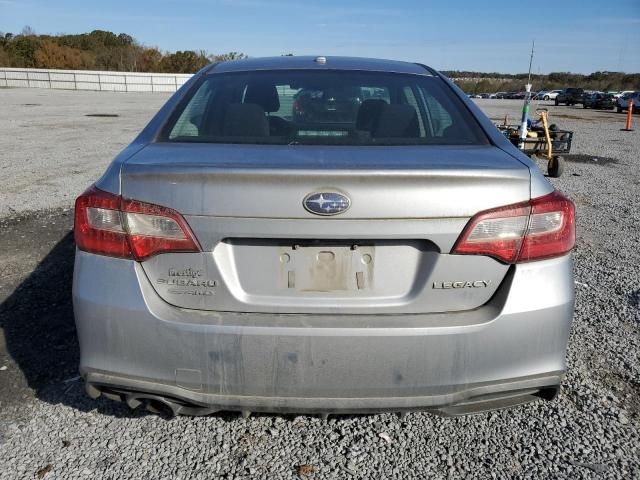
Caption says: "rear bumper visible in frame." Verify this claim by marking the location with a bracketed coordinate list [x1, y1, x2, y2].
[85, 370, 562, 416]
[73, 251, 574, 415]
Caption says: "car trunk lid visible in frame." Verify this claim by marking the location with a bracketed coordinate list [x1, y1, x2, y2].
[122, 143, 530, 314]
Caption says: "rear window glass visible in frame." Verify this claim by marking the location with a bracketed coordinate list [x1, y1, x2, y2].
[162, 70, 488, 146]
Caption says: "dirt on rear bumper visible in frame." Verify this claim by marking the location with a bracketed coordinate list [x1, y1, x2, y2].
[84, 371, 562, 417]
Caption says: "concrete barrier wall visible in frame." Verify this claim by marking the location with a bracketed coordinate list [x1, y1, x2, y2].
[0, 68, 193, 93]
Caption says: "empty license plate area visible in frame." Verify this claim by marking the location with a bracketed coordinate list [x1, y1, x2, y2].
[226, 239, 439, 300]
[280, 243, 375, 292]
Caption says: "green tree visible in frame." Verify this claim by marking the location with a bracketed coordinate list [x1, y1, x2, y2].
[137, 47, 163, 72]
[159, 50, 209, 73]
[475, 79, 493, 94]
[210, 51, 247, 62]
[5, 35, 41, 67]
[0, 44, 9, 66]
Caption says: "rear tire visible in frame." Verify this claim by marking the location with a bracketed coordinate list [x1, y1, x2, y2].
[617, 106, 623, 113]
[554, 98, 559, 106]
[544, 95, 549, 100]
[548, 156, 564, 178]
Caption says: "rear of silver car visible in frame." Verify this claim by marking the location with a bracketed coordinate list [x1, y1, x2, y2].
[72, 57, 575, 416]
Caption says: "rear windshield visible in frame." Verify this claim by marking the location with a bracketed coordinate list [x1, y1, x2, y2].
[160, 70, 488, 146]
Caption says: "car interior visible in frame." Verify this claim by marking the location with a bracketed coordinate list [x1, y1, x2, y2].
[167, 73, 484, 145]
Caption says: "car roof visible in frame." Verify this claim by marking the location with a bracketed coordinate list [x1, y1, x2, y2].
[207, 56, 434, 75]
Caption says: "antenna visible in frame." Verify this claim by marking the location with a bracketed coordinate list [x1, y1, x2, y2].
[518, 40, 536, 150]
[527, 40, 535, 86]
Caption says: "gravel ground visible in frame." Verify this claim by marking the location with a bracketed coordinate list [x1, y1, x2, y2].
[0, 90, 639, 479]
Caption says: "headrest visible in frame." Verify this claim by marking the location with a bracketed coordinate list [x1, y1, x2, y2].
[372, 104, 420, 138]
[244, 83, 280, 113]
[356, 99, 387, 131]
[222, 104, 269, 137]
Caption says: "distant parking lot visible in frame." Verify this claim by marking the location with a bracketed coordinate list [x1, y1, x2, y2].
[0, 88, 638, 479]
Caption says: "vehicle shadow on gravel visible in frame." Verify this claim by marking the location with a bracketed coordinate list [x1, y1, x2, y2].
[0, 227, 392, 422]
[0, 220, 278, 421]
[0, 223, 145, 418]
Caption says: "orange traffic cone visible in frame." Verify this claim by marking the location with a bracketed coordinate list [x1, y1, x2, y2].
[622, 97, 634, 131]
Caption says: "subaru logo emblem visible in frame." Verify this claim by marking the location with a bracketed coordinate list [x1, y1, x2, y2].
[303, 191, 351, 216]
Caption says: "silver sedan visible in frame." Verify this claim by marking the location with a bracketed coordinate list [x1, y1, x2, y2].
[73, 56, 575, 417]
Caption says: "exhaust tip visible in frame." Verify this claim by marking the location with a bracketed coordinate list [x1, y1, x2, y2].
[85, 382, 101, 399]
[144, 398, 178, 419]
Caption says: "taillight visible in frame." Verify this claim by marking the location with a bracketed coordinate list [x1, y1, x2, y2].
[452, 190, 575, 264]
[74, 187, 131, 258]
[74, 186, 201, 261]
[519, 191, 576, 262]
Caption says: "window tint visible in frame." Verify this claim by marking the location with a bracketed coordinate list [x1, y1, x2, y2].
[164, 70, 488, 146]
[420, 88, 453, 136]
[170, 80, 216, 138]
[402, 86, 426, 136]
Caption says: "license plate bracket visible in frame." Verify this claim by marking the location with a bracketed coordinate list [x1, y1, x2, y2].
[279, 244, 374, 292]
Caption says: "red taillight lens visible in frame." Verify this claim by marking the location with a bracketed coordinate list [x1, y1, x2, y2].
[452, 190, 575, 264]
[121, 198, 201, 260]
[74, 186, 201, 261]
[74, 186, 132, 258]
[519, 191, 576, 262]
[451, 201, 530, 263]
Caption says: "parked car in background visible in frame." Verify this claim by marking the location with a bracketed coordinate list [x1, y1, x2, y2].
[494, 91, 508, 99]
[543, 90, 563, 100]
[532, 91, 547, 100]
[72, 55, 576, 417]
[612, 90, 634, 99]
[582, 92, 615, 110]
[616, 91, 640, 113]
[555, 88, 584, 106]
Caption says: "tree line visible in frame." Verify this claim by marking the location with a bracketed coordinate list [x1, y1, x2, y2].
[1, 27, 638, 91]
[445, 71, 640, 94]
[0, 27, 246, 73]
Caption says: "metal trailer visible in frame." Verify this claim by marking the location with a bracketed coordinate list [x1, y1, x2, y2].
[497, 111, 573, 178]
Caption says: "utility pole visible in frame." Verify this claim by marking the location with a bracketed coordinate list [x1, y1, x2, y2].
[518, 41, 535, 149]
